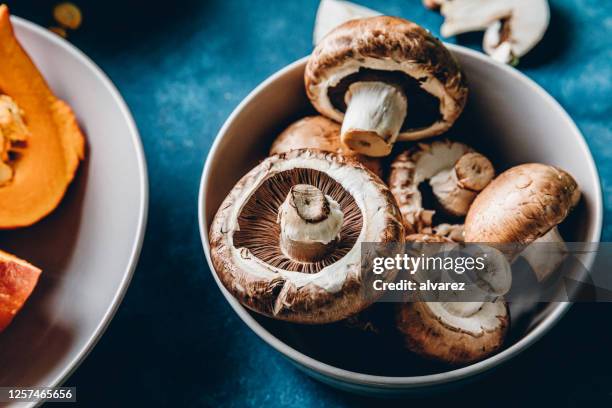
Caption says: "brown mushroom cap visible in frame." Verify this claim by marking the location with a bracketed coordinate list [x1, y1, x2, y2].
[396, 300, 509, 364]
[305, 16, 468, 142]
[464, 163, 580, 243]
[270, 116, 382, 176]
[209, 149, 404, 324]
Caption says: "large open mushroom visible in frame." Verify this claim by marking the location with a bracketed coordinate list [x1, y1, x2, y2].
[305, 16, 468, 157]
[465, 163, 580, 281]
[389, 140, 494, 234]
[270, 116, 381, 177]
[209, 149, 404, 324]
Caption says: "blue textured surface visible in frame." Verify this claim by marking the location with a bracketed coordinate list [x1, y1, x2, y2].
[5, 0, 612, 406]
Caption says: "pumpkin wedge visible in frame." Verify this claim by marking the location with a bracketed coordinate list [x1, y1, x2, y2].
[0, 5, 85, 228]
[0, 249, 41, 332]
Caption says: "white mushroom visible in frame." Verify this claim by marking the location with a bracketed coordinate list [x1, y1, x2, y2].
[313, 0, 379, 45]
[435, 0, 550, 64]
[389, 140, 494, 234]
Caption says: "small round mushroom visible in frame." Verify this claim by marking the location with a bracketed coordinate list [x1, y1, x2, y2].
[396, 300, 509, 364]
[270, 116, 382, 176]
[389, 140, 494, 234]
[209, 149, 404, 324]
[305, 16, 468, 157]
[465, 163, 580, 281]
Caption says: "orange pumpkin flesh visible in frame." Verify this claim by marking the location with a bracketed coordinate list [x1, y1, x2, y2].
[0, 250, 41, 332]
[0, 5, 85, 228]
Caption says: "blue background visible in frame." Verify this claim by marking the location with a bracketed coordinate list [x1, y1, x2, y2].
[5, 0, 612, 406]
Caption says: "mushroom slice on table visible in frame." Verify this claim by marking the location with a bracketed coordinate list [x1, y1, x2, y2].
[435, 0, 550, 64]
[270, 116, 382, 177]
[305, 16, 468, 157]
[209, 149, 404, 324]
[465, 163, 580, 281]
[389, 140, 494, 234]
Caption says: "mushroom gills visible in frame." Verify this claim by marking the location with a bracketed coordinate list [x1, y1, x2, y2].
[233, 168, 363, 274]
[278, 184, 344, 262]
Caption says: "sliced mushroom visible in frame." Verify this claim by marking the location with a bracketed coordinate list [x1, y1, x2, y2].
[396, 300, 509, 364]
[270, 116, 382, 176]
[465, 163, 580, 280]
[305, 16, 468, 157]
[313, 0, 380, 45]
[389, 140, 494, 234]
[436, 0, 550, 64]
[209, 149, 404, 324]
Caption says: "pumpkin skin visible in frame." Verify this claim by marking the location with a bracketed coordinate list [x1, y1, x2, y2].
[0, 5, 85, 228]
[0, 250, 41, 332]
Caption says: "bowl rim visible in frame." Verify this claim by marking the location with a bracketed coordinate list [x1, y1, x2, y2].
[11, 16, 149, 395]
[198, 45, 603, 388]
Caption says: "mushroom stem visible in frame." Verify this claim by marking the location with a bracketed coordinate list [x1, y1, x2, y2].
[519, 227, 567, 282]
[278, 184, 344, 262]
[341, 81, 408, 157]
[430, 152, 495, 216]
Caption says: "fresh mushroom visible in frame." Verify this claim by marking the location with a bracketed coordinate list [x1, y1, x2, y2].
[209, 149, 404, 324]
[389, 140, 494, 234]
[270, 116, 382, 177]
[434, 0, 550, 64]
[396, 300, 509, 364]
[397, 234, 511, 364]
[313, 0, 379, 45]
[465, 163, 580, 281]
[305, 16, 468, 157]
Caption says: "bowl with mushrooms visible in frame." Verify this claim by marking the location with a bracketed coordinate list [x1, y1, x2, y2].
[199, 16, 602, 394]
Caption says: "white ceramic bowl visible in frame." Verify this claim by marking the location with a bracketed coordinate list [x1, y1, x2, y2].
[198, 47, 602, 393]
[0, 17, 148, 403]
